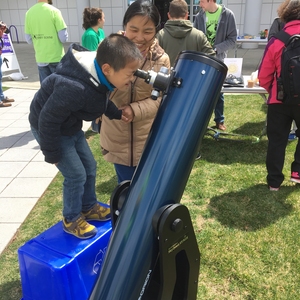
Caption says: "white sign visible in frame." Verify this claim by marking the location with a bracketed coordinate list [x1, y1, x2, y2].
[1, 33, 22, 74]
[224, 58, 243, 78]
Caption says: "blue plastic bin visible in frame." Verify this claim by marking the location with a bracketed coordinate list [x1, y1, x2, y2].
[18, 219, 112, 300]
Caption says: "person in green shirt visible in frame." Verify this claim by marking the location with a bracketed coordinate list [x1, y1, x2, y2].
[25, 0, 68, 84]
[194, 0, 237, 131]
[82, 7, 106, 133]
[82, 7, 105, 51]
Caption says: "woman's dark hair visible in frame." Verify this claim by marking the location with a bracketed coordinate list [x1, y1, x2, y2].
[96, 34, 142, 71]
[82, 7, 103, 29]
[278, 0, 300, 24]
[123, 0, 161, 33]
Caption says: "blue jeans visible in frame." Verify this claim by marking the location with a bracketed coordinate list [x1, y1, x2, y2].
[114, 164, 136, 184]
[0, 55, 4, 101]
[214, 93, 225, 124]
[31, 127, 98, 221]
[38, 63, 59, 84]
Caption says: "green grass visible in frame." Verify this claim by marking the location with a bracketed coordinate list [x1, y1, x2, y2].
[1, 94, 300, 299]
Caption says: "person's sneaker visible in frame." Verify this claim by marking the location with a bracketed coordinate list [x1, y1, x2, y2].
[82, 203, 111, 221]
[2, 96, 14, 103]
[216, 122, 226, 131]
[63, 216, 97, 239]
[288, 132, 297, 142]
[269, 186, 279, 191]
[291, 171, 300, 183]
[195, 153, 201, 160]
[0, 101, 11, 107]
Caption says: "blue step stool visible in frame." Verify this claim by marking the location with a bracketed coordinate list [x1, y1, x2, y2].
[18, 219, 112, 300]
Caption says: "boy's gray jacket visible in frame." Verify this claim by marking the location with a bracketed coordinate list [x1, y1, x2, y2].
[29, 43, 121, 164]
[193, 5, 237, 60]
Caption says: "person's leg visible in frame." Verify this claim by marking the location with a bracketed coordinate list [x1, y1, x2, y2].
[30, 126, 40, 144]
[91, 119, 101, 133]
[114, 164, 136, 184]
[38, 63, 58, 84]
[38, 66, 51, 84]
[214, 93, 225, 130]
[31, 128, 97, 238]
[290, 106, 300, 182]
[71, 130, 98, 211]
[64, 130, 110, 222]
[56, 131, 94, 221]
[266, 104, 291, 188]
[0, 55, 11, 107]
[47, 63, 59, 74]
[288, 120, 297, 141]
[0, 55, 3, 100]
[32, 128, 98, 215]
[32, 128, 87, 217]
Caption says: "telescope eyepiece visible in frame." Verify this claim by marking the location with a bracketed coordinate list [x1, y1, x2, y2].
[134, 69, 148, 80]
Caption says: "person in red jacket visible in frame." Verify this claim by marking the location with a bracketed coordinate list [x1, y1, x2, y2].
[258, 0, 300, 191]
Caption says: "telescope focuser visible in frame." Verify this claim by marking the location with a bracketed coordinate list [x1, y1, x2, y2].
[134, 67, 182, 100]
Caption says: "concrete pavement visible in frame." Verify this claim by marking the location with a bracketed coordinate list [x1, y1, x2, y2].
[0, 42, 265, 254]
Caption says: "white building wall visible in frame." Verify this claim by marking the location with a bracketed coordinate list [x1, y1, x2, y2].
[226, 0, 283, 36]
[0, 0, 283, 43]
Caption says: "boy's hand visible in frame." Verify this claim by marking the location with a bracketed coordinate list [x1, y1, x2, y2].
[121, 114, 129, 122]
[121, 105, 134, 123]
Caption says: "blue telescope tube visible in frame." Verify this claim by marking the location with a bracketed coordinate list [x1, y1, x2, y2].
[89, 51, 227, 299]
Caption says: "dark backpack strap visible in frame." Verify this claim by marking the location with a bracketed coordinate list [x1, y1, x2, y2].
[275, 30, 291, 46]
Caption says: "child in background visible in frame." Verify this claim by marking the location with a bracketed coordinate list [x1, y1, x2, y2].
[29, 34, 142, 239]
[82, 7, 105, 51]
[82, 7, 106, 132]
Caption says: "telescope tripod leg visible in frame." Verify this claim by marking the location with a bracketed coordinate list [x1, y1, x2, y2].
[146, 204, 200, 300]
